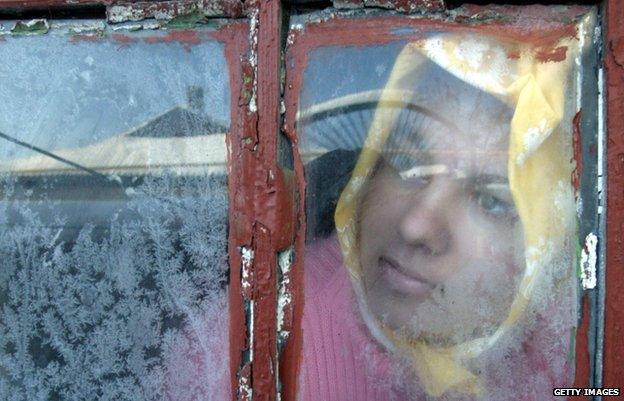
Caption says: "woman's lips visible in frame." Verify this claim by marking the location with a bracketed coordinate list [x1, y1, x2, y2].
[378, 256, 434, 298]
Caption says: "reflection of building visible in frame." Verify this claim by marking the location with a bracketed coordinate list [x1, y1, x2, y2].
[0, 87, 229, 237]
[0, 87, 228, 177]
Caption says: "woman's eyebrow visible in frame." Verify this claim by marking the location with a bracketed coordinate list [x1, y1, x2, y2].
[398, 164, 448, 179]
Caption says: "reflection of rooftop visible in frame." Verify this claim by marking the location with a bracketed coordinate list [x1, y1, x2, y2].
[0, 98, 228, 177]
[127, 103, 227, 139]
[0, 89, 228, 240]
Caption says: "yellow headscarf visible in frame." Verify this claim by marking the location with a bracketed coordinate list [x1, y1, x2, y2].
[334, 28, 586, 397]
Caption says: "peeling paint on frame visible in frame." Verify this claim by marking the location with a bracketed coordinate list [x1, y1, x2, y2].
[10, 18, 49, 35]
[277, 247, 293, 344]
[276, 247, 293, 401]
[247, 6, 259, 114]
[106, 0, 244, 24]
[581, 233, 598, 290]
[241, 246, 255, 294]
[0, 16, 239, 44]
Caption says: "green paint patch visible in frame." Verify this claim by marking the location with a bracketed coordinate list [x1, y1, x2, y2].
[568, 326, 577, 362]
[576, 238, 583, 278]
[165, 11, 207, 29]
[11, 20, 49, 36]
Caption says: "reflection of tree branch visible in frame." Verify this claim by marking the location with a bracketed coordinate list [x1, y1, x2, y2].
[0, 130, 113, 182]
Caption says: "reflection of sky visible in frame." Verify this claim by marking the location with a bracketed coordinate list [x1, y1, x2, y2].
[299, 43, 404, 152]
[0, 26, 230, 161]
[300, 42, 404, 108]
[298, 41, 513, 155]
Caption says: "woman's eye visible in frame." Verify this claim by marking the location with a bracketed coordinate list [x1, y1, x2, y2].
[473, 190, 515, 218]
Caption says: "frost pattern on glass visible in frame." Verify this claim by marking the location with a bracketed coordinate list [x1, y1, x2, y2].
[0, 174, 229, 401]
[0, 22, 231, 401]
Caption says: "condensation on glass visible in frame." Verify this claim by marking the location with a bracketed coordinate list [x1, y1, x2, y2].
[0, 22, 231, 401]
[294, 10, 598, 401]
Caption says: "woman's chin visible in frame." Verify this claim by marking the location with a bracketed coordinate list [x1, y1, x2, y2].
[367, 297, 500, 347]
[365, 288, 426, 329]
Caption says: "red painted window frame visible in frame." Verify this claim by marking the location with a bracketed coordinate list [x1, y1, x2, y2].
[604, 0, 624, 392]
[0, 1, 621, 400]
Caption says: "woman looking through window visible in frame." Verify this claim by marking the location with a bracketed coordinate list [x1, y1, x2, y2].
[299, 33, 581, 401]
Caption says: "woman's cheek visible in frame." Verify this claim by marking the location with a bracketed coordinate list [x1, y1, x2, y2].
[453, 216, 524, 307]
[360, 180, 403, 245]
[484, 222, 525, 280]
[358, 182, 405, 289]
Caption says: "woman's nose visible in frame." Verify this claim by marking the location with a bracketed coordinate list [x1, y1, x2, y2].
[398, 178, 454, 256]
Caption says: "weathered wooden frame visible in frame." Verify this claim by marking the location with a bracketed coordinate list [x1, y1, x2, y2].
[0, 0, 620, 400]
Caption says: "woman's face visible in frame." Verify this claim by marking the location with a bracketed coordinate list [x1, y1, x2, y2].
[358, 100, 525, 346]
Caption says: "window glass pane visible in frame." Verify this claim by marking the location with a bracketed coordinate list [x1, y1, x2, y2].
[0, 22, 231, 400]
[294, 10, 597, 400]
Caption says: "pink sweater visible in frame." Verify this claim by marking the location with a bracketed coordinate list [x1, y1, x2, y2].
[298, 236, 417, 401]
[166, 235, 574, 400]
[297, 235, 575, 401]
